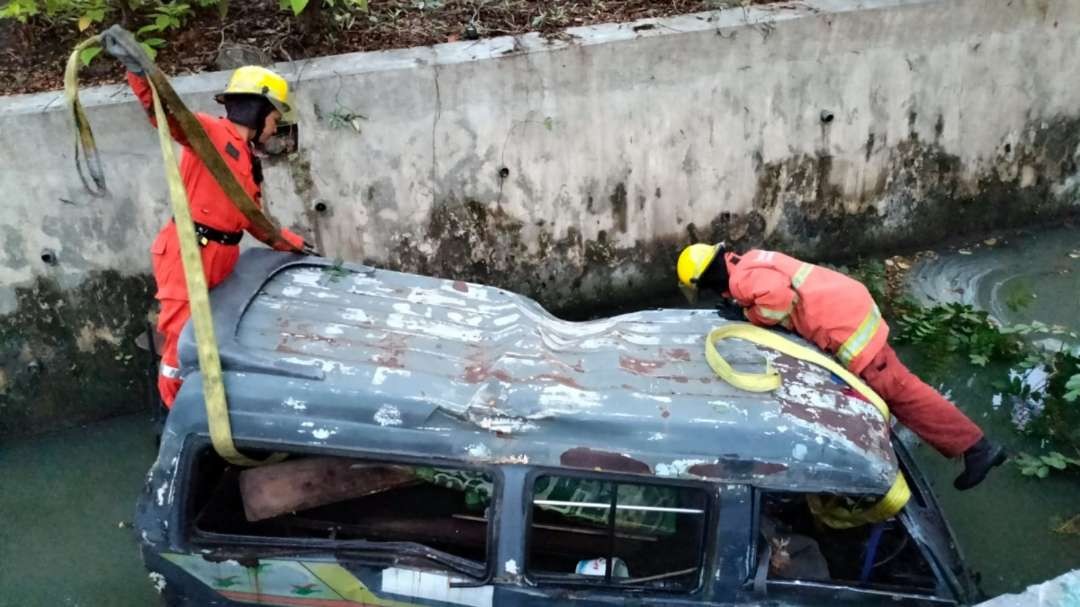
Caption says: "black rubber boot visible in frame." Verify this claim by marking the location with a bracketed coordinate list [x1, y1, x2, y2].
[953, 438, 1007, 491]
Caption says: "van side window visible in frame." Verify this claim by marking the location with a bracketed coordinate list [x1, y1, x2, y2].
[758, 492, 938, 594]
[525, 474, 709, 592]
[187, 449, 493, 569]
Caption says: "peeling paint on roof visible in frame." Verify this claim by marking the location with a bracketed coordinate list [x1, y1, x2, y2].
[283, 397, 307, 411]
[176, 252, 899, 495]
[374, 404, 402, 427]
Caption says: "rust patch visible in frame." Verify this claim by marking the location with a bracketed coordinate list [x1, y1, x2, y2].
[560, 447, 650, 474]
[662, 348, 691, 361]
[752, 462, 789, 476]
[539, 355, 586, 374]
[274, 337, 305, 355]
[659, 406, 670, 419]
[619, 355, 666, 375]
[649, 374, 700, 384]
[777, 400, 876, 452]
[452, 280, 469, 293]
[687, 463, 725, 477]
[463, 364, 486, 383]
[372, 334, 407, 369]
[464, 363, 580, 388]
[288, 330, 337, 346]
[534, 373, 583, 389]
[688, 460, 788, 478]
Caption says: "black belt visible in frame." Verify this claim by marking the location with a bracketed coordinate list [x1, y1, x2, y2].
[173, 219, 243, 246]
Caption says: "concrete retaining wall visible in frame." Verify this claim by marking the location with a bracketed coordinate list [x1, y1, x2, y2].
[2, 0, 1080, 436]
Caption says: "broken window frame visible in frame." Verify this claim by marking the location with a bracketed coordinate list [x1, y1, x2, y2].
[176, 437, 499, 582]
[522, 467, 714, 594]
[749, 485, 955, 603]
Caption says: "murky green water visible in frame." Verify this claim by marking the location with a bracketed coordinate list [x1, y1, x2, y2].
[904, 226, 1080, 598]
[1, 228, 1077, 605]
[0, 414, 159, 606]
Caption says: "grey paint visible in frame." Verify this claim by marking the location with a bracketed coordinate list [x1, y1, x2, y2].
[173, 249, 896, 494]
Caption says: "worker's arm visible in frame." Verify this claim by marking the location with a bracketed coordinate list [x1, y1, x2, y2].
[728, 267, 797, 327]
[243, 192, 312, 254]
[126, 72, 192, 147]
[256, 225, 309, 253]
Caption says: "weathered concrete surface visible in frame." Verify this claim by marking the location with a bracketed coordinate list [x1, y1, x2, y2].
[2, 0, 1080, 435]
[977, 569, 1080, 606]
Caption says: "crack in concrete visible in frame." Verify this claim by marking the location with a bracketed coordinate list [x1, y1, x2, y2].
[431, 61, 442, 204]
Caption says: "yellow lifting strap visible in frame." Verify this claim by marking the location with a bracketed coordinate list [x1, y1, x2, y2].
[704, 323, 910, 528]
[65, 33, 286, 466]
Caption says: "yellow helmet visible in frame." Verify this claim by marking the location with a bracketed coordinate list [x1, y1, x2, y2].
[215, 66, 296, 123]
[677, 243, 722, 303]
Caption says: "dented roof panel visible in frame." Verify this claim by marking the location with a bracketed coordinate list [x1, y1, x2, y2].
[176, 250, 897, 494]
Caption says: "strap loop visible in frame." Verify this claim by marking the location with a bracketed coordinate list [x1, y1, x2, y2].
[65, 29, 288, 466]
[705, 323, 909, 528]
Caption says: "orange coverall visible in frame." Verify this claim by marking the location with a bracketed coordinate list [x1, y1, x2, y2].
[127, 73, 305, 407]
[724, 249, 983, 457]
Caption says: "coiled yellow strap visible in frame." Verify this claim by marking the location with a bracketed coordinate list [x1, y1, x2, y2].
[705, 323, 909, 528]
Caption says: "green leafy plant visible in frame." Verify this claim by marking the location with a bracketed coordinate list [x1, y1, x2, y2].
[896, 303, 1024, 367]
[2, 0, 226, 64]
[1, 0, 110, 27]
[280, 0, 366, 16]
[1015, 451, 1080, 478]
[326, 107, 366, 132]
[1065, 373, 1080, 402]
[130, 1, 193, 58]
[79, 44, 103, 65]
[0, 0, 39, 22]
[76, 0, 107, 29]
[322, 257, 348, 283]
[530, 4, 567, 29]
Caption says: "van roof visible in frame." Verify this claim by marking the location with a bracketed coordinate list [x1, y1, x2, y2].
[175, 250, 897, 494]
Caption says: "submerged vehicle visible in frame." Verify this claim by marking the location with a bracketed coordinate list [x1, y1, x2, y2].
[136, 250, 978, 606]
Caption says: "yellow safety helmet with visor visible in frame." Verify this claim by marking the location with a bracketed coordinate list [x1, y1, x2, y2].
[215, 65, 297, 124]
[677, 243, 723, 303]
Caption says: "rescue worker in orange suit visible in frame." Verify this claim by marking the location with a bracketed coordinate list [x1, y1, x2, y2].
[103, 29, 316, 408]
[677, 243, 1006, 490]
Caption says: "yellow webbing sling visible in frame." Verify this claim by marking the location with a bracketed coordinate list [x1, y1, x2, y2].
[705, 323, 910, 528]
[66, 31, 289, 466]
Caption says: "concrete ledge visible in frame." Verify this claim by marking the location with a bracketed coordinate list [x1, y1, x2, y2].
[2, 0, 1080, 434]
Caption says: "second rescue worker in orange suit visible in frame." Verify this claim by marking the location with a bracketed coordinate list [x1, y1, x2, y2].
[677, 243, 1007, 491]
[103, 27, 315, 408]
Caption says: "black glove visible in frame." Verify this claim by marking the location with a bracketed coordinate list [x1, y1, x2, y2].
[301, 240, 321, 256]
[100, 24, 145, 75]
[715, 298, 744, 321]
